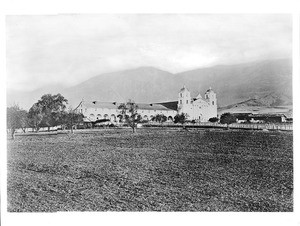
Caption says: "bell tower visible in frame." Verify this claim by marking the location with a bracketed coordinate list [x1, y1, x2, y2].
[178, 85, 192, 115]
[205, 87, 216, 106]
[204, 87, 217, 117]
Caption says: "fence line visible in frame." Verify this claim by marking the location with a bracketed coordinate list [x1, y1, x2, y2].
[13, 122, 292, 134]
[14, 126, 58, 133]
[146, 122, 293, 131]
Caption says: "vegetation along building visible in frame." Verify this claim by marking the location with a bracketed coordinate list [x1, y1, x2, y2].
[77, 86, 217, 123]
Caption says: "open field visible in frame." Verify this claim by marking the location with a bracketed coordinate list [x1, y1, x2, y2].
[7, 128, 293, 212]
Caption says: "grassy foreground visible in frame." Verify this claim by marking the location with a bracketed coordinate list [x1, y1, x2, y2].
[7, 128, 293, 212]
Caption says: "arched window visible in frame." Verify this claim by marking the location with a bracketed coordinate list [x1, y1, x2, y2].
[212, 101, 214, 105]
[111, 114, 116, 121]
[186, 100, 188, 104]
[90, 114, 95, 120]
[168, 116, 173, 121]
[180, 100, 182, 104]
[117, 114, 123, 122]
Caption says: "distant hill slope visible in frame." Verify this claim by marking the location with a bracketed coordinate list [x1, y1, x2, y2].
[221, 92, 292, 109]
[7, 58, 292, 110]
[218, 92, 293, 116]
[175, 58, 292, 107]
[62, 66, 181, 106]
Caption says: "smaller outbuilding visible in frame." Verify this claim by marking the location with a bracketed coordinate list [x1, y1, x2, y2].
[231, 113, 252, 123]
[249, 114, 287, 123]
[232, 113, 288, 124]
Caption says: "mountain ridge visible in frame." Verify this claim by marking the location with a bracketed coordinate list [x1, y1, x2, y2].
[7, 58, 292, 112]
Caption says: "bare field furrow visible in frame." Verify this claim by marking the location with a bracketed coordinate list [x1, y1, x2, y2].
[7, 128, 293, 212]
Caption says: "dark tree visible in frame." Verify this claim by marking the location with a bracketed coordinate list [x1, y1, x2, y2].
[7, 105, 28, 139]
[118, 100, 142, 133]
[220, 113, 237, 128]
[174, 113, 188, 129]
[36, 94, 68, 131]
[61, 109, 84, 133]
[152, 114, 167, 124]
[27, 103, 43, 132]
[209, 117, 219, 123]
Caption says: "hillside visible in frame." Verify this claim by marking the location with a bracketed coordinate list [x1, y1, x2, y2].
[221, 92, 292, 108]
[62, 66, 181, 106]
[175, 58, 292, 106]
[218, 92, 293, 115]
[7, 58, 292, 111]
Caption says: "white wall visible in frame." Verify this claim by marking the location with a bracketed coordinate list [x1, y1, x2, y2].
[80, 104, 177, 122]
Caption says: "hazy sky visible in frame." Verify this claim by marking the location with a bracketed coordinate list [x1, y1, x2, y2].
[6, 14, 292, 91]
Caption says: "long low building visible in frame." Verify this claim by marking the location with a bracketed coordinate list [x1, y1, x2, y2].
[77, 101, 178, 123]
[76, 86, 218, 123]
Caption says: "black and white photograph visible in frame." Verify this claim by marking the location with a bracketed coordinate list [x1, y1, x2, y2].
[1, 6, 299, 226]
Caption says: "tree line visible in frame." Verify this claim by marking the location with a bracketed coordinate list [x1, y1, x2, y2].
[7, 94, 83, 139]
[7, 94, 237, 138]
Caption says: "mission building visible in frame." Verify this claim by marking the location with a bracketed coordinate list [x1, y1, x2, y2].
[77, 86, 217, 123]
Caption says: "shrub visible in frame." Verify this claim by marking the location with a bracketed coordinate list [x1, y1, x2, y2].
[209, 117, 219, 123]
[220, 113, 236, 124]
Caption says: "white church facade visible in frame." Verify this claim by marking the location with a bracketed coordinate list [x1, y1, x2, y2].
[77, 86, 217, 123]
[177, 86, 217, 122]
